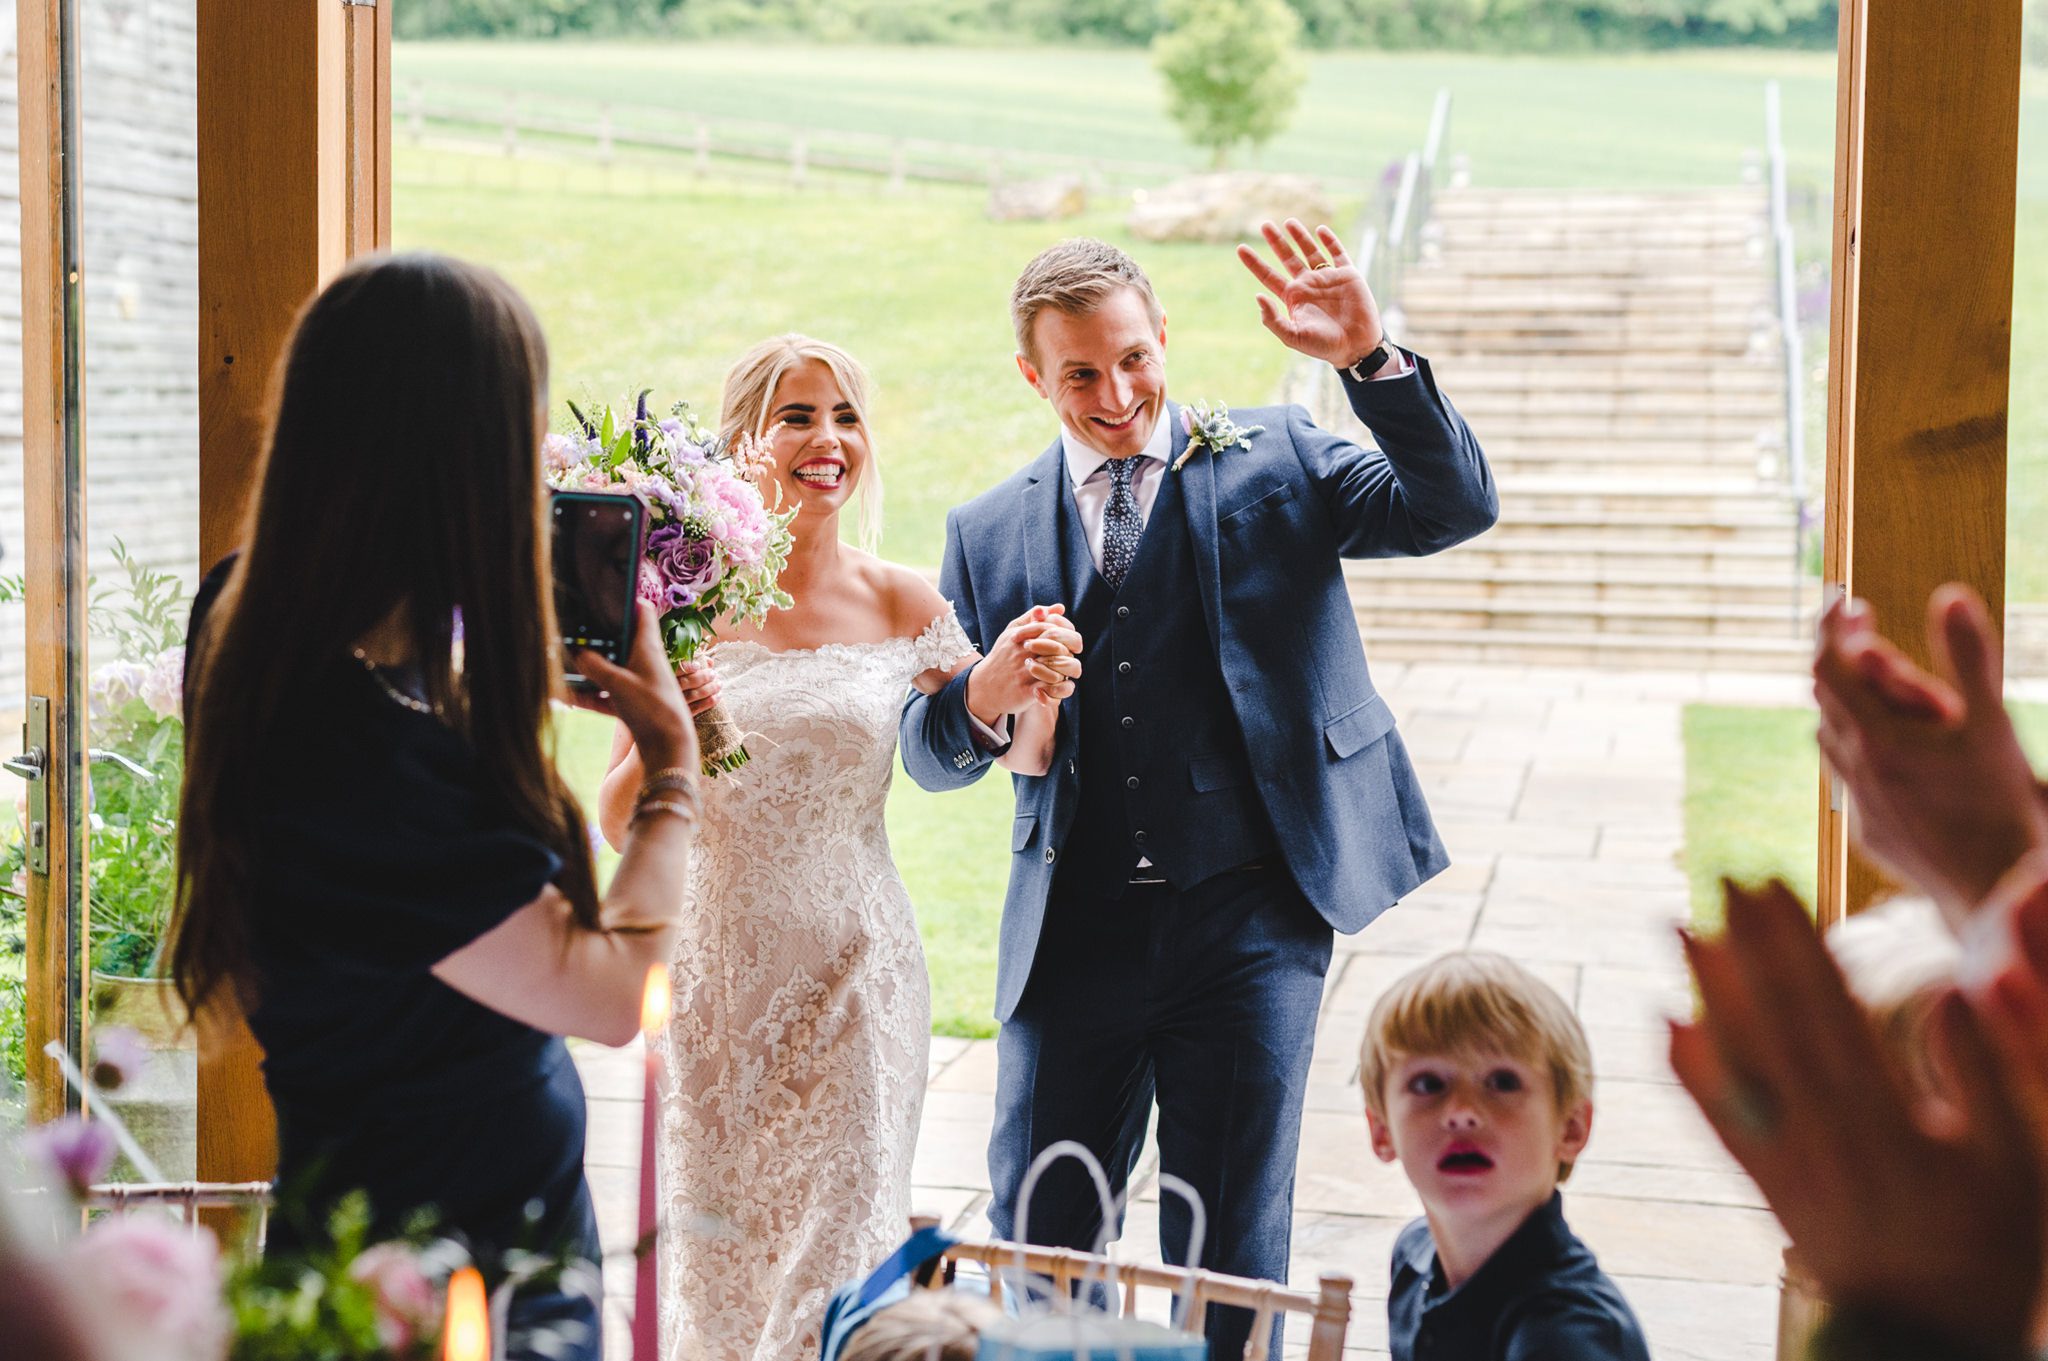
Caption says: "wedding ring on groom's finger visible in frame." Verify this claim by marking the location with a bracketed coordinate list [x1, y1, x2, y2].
[1307, 259, 1329, 270]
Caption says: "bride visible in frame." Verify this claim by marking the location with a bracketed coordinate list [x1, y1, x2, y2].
[598, 335, 1074, 1361]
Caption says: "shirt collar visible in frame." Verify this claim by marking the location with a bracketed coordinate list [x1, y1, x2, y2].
[1060, 406, 1173, 489]
[1405, 1192, 1573, 1308]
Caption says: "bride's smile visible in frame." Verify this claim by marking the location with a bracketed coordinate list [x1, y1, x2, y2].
[766, 358, 870, 516]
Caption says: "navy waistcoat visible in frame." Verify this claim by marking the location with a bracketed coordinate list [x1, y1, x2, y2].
[1058, 456, 1276, 896]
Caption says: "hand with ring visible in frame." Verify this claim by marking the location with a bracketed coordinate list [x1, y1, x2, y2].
[1235, 218, 1388, 367]
[1670, 878, 2045, 1357]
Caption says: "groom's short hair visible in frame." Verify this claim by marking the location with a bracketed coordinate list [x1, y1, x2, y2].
[1010, 238, 1163, 364]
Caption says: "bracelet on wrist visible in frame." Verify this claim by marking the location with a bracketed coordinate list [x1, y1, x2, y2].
[630, 796, 700, 829]
[637, 767, 699, 804]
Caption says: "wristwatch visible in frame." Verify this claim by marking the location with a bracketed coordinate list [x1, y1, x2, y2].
[1343, 335, 1401, 381]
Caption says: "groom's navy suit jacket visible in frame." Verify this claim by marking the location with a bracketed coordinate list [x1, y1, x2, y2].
[901, 356, 1496, 1021]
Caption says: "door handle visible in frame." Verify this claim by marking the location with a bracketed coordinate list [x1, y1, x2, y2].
[87, 748, 153, 781]
[3, 747, 43, 781]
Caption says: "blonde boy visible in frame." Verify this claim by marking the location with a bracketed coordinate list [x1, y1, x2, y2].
[1361, 952, 1649, 1361]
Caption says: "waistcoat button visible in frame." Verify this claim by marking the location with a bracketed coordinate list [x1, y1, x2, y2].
[1121, 716, 1134, 728]
[1116, 605, 1130, 619]
[1126, 776, 1140, 789]
[1118, 661, 1132, 675]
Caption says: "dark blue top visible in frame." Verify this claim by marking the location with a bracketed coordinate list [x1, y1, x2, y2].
[187, 565, 597, 1273]
[1388, 1193, 1651, 1361]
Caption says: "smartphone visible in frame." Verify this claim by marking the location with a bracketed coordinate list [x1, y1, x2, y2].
[551, 489, 646, 688]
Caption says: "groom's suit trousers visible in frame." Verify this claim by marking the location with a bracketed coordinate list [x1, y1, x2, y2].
[988, 861, 1332, 1361]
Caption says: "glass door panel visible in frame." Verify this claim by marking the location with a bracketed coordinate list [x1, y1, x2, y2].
[4, 1, 199, 1179]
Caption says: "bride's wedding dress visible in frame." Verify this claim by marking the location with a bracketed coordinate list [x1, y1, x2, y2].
[655, 607, 975, 1361]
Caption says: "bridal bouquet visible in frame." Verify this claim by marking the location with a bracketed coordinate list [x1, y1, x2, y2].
[545, 391, 795, 775]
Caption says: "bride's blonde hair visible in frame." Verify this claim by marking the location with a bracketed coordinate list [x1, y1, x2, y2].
[719, 334, 882, 552]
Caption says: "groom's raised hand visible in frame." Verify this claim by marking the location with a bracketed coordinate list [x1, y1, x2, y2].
[967, 604, 1083, 727]
[1236, 219, 1386, 368]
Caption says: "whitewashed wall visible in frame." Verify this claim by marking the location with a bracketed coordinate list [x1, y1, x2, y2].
[0, 0, 200, 703]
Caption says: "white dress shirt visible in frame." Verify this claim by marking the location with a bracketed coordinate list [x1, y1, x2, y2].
[1061, 409, 1175, 572]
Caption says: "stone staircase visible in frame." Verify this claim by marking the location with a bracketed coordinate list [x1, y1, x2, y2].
[1313, 183, 1818, 671]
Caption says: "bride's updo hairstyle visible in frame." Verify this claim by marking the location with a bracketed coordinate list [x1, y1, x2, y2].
[719, 334, 883, 552]
[172, 252, 601, 1016]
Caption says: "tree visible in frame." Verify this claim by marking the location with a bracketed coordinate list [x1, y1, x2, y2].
[1153, 0, 1305, 169]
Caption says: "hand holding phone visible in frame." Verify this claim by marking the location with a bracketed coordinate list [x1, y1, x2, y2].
[551, 490, 645, 688]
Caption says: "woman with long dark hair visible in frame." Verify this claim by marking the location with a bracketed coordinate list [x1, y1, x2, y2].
[171, 253, 697, 1360]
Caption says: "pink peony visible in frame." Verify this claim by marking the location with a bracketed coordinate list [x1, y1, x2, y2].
[636, 563, 668, 612]
[64, 1217, 228, 1361]
[88, 659, 151, 719]
[348, 1241, 440, 1354]
[140, 646, 184, 720]
[22, 1116, 116, 1196]
[91, 1026, 151, 1092]
[542, 432, 583, 473]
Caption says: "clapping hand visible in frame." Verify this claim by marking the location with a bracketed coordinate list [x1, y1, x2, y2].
[1236, 220, 1387, 367]
[1671, 878, 2046, 1358]
[1814, 586, 2048, 925]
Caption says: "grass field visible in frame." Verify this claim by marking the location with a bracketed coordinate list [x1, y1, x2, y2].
[1680, 702, 2048, 932]
[395, 41, 2048, 1029]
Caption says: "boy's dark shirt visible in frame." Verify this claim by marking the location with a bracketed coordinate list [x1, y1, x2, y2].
[1388, 1192, 1651, 1361]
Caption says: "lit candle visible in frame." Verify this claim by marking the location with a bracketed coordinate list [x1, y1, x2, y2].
[633, 964, 671, 1361]
[443, 1266, 488, 1361]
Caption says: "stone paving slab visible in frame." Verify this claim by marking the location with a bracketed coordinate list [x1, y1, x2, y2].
[576, 662, 1797, 1360]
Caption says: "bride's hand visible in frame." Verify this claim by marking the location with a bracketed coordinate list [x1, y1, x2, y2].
[570, 603, 698, 774]
[678, 659, 722, 717]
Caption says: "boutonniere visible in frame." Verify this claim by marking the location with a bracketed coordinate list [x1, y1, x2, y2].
[1171, 401, 1265, 472]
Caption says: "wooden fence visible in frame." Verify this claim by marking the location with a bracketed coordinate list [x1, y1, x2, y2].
[399, 82, 1195, 195]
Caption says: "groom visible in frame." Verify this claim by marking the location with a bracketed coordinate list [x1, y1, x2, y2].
[900, 223, 1495, 1353]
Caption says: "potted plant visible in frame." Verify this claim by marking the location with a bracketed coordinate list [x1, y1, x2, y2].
[0, 547, 193, 1164]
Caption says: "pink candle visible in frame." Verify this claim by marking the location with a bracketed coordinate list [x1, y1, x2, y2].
[634, 965, 671, 1361]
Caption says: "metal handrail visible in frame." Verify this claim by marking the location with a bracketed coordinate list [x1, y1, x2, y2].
[1765, 81, 1810, 628]
[1365, 88, 1452, 316]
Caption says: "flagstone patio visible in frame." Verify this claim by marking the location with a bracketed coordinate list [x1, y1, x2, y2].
[576, 661, 1813, 1360]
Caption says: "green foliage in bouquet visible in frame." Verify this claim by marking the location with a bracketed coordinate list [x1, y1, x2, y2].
[223, 1194, 426, 1361]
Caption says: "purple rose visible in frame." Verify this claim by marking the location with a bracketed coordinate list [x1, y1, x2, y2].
[658, 535, 724, 608]
[23, 1116, 116, 1196]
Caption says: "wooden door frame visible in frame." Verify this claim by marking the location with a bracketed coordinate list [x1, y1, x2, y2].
[15, 0, 87, 1124]
[1816, 0, 2024, 926]
[187, 0, 389, 1181]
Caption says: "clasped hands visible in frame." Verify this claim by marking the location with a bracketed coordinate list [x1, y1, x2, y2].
[966, 604, 1082, 728]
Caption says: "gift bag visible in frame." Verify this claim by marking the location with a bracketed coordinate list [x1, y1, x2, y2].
[975, 1141, 1208, 1361]
[820, 1223, 958, 1361]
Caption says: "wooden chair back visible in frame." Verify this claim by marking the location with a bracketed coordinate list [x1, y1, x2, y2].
[910, 1216, 1353, 1361]
[85, 1179, 272, 1248]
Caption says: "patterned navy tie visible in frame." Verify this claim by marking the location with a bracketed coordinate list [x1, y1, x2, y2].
[1100, 456, 1142, 590]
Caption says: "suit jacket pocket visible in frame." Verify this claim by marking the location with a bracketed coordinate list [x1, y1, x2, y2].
[1217, 482, 1295, 531]
[1189, 756, 1250, 791]
[1012, 814, 1039, 853]
[1324, 695, 1396, 760]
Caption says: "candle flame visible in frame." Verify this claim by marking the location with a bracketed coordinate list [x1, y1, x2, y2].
[640, 963, 671, 1035]
[443, 1266, 488, 1361]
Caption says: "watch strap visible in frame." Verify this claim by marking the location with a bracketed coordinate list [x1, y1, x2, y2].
[1344, 337, 1399, 381]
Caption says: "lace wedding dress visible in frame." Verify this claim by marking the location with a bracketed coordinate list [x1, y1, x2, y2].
[655, 607, 975, 1361]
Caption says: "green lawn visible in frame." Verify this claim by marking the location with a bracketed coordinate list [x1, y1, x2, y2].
[399, 40, 2048, 1029]
[396, 154, 1309, 571]
[395, 43, 1860, 191]
[1680, 702, 2048, 932]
